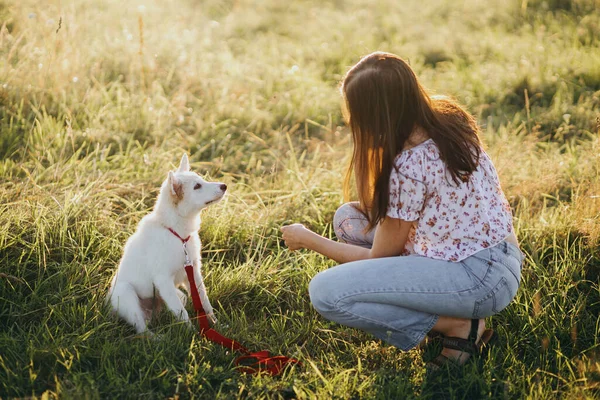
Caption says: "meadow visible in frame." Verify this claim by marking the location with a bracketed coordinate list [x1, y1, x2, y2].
[0, 0, 599, 398]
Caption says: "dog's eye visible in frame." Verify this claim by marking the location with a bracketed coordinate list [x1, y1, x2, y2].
[194, 183, 202, 190]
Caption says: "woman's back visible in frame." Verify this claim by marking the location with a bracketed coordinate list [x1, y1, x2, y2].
[389, 139, 513, 262]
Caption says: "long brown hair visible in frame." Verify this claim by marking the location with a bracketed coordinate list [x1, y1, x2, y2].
[341, 51, 481, 230]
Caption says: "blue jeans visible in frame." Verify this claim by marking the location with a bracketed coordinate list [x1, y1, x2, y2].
[308, 203, 525, 351]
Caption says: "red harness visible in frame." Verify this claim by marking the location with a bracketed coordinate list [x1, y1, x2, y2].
[167, 227, 301, 375]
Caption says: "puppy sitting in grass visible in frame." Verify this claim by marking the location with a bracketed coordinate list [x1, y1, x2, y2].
[107, 154, 225, 334]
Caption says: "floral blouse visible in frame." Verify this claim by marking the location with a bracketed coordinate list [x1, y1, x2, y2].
[387, 139, 513, 262]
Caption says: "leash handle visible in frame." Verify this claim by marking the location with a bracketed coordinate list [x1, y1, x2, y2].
[235, 351, 301, 375]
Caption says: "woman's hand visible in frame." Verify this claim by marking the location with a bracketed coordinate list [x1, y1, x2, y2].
[280, 222, 374, 263]
[280, 223, 312, 251]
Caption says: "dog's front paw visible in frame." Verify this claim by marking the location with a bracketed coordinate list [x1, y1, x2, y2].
[207, 312, 217, 325]
[176, 289, 188, 305]
[138, 330, 164, 341]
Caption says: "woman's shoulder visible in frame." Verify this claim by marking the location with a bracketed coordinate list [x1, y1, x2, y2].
[394, 139, 440, 170]
[391, 140, 438, 184]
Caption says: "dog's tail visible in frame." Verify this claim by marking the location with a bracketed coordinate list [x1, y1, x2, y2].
[108, 281, 147, 334]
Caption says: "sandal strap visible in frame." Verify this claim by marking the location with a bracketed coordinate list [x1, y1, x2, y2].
[441, 336, 478, 353]
[441, 319, 480, 353]
[468, 318, 479, 342]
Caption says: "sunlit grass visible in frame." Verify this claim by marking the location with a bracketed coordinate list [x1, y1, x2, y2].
[1, 0, 599, 398]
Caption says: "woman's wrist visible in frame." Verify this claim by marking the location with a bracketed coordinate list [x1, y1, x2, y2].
[300, 228, 319, 250]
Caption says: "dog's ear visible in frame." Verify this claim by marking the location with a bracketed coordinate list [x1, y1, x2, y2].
[168, 171, 184, 200]
[177, 153, 190, 173]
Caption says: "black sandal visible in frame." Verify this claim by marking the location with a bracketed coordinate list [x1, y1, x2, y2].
[427, 319, 496, 370]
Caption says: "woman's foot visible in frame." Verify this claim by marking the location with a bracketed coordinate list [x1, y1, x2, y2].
[427, 317, 495, 369]
[437, 318, 486, 364]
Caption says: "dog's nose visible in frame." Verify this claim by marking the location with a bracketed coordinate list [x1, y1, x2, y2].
[220, 184, 227, 191]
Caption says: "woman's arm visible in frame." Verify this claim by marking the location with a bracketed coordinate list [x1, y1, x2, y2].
[281, 216, 414, 263]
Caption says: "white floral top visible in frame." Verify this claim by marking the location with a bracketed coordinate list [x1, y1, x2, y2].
[387, 139, 513, 262]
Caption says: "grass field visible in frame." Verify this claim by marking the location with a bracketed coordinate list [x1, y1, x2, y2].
[1, 0, 599, 398]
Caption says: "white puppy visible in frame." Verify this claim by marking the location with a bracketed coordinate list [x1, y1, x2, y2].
[107, 153, 225, 334]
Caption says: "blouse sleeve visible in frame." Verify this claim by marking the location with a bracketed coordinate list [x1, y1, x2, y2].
[387, 151, 427, 221]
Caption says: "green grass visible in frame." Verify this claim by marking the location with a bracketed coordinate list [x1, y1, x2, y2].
[1, 0, 599, 398]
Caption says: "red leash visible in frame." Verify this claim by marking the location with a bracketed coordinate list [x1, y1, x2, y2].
[168, 228, 301, 375]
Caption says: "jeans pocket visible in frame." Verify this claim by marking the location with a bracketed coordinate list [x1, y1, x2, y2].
[461, 250, 493, 284]
[472, 277, 514, 318]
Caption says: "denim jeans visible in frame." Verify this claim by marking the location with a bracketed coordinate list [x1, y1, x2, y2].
[308, 203, 525, 351]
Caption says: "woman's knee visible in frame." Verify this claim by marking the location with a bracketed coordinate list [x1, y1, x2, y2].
[333, 202, 365, 242]
[333, 203, 354, 235]
[308, 270, 338, 315]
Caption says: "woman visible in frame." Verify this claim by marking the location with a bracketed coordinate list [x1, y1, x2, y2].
[280, 51, 524, 368]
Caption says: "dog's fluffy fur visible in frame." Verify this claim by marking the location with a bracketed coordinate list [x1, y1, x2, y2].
[107, 154, 224, 334]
